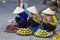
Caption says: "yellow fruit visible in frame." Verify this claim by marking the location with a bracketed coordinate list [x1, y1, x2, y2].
[37, 31, 39, 33]
[26, 31, 28, 32]
[53, 37, 57, 40]
[34, 32, 37, 34]
[28, 29, 31, 31]
[26, 29, 27, 30]
[20, 32, 22, 34]
[56, 32, 60, 35]
[58, 34, 60, 36]
[19, 30, 21, 32]
[41, 35, 44, 37]
[30, 31, 32, 33]
[40, 32, 42, 34]
[27, 28, 29, 29]
[41, 30, 43, 32]
[22, 31, 24, 33]
[44, 35, 47, 37]
[57, 37, 60, 40]
[58, 37, 60, 39]
[17, 29, 21, 33]
[43, 33, 46, 35]
[20, 28, 23, 29]
[34, 30, 49, 37]
[44, 30, 47, 32]
[34, 32, 39, 35]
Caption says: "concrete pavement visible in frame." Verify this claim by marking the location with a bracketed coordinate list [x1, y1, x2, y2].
[0, 0, 60, 40]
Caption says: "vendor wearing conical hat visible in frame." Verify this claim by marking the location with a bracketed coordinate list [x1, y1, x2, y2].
[27, 6, 40, 32]
[42, 7, 57, 32]
[13, 7, 28, 28]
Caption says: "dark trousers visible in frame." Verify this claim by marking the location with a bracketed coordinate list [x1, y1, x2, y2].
[43, 22, 56, 32]
[15, 17, 28, 28]
[27, 18, 39, 32]
[27, 18, 39, 27]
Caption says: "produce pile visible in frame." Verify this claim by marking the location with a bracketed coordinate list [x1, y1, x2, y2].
[16, 28, 32, 35]
[34, 30, 51, 37]
[53, 32, 60, 40]
[53, 36, 60, 40]
[56, 32, 60, 36]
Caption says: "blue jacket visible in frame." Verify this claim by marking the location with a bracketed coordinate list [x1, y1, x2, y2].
[19, 11, 28, 20]
[17, 11, 28, 26]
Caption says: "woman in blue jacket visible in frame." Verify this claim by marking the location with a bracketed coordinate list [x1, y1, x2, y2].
[13, 7, 28, 28]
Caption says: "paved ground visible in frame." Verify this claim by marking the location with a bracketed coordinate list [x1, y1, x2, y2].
[0, 0, 60, 40]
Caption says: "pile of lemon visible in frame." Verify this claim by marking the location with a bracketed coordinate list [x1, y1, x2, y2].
[53, 32, 60, 40]
[16, 28, 32, 35]
[34, 30, 49, 37]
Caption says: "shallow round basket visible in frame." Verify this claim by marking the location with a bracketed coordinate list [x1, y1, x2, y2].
[16, 28, 32, 36]
[4, 30, 16, 33]
[34, 34, 52, 38]
[17, 33, 32, 36]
